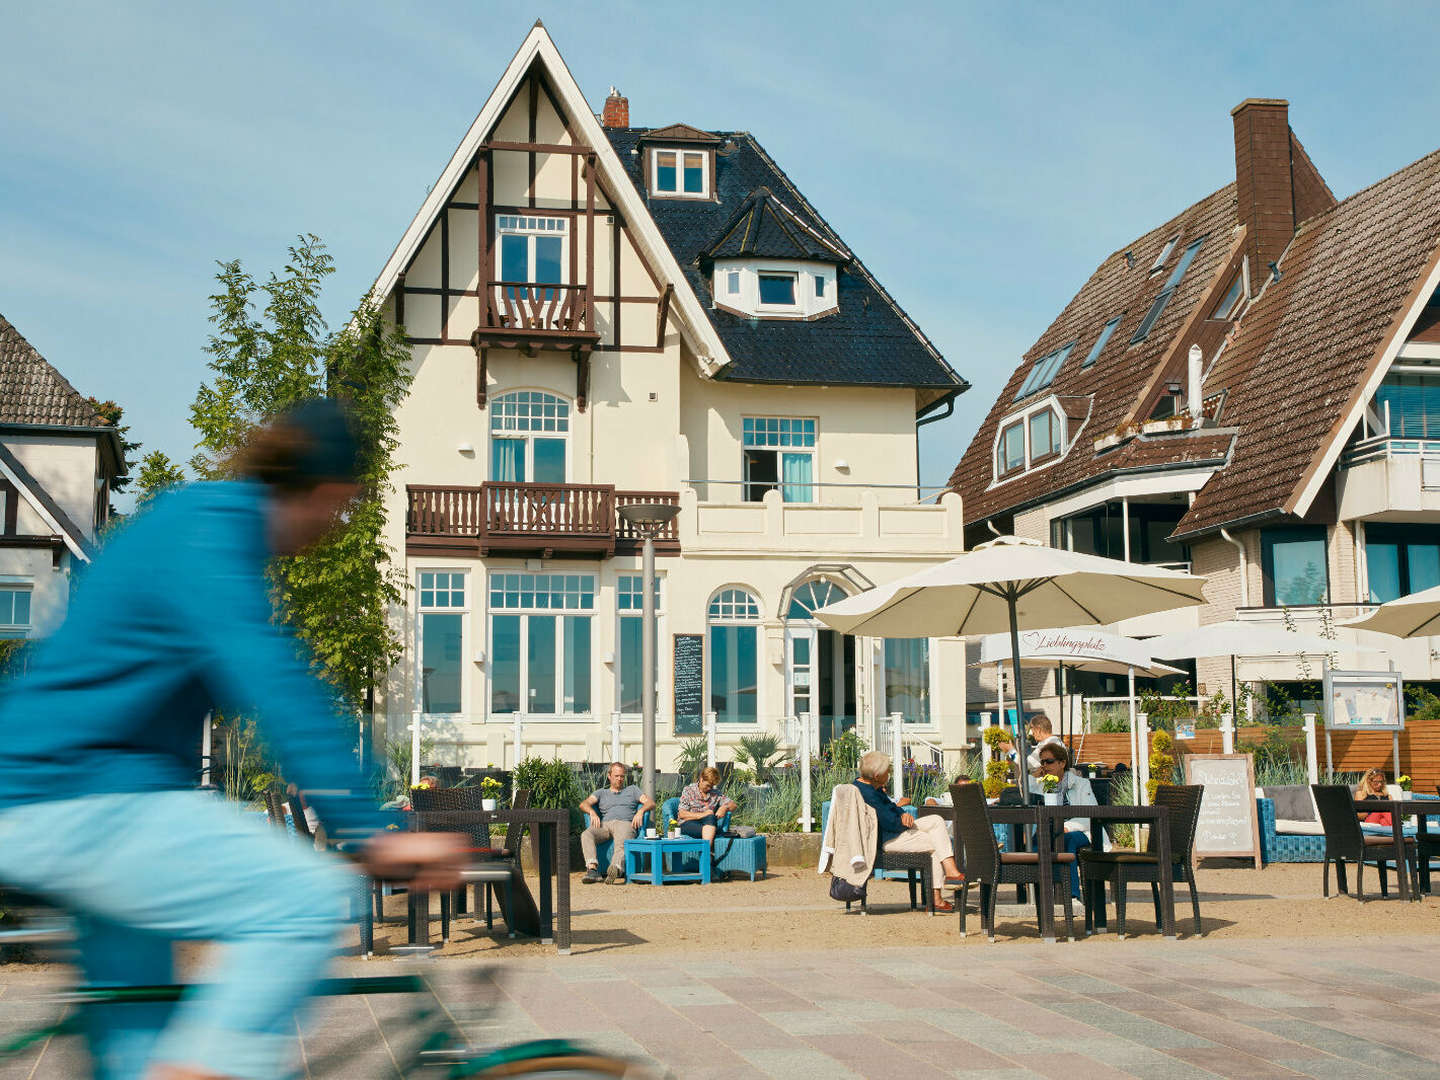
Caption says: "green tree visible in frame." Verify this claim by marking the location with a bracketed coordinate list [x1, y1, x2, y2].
[135, 451, 187, 505]
[189, 234, 413, 708]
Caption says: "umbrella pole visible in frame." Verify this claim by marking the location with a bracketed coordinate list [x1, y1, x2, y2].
[1008, 592, 1031, 799]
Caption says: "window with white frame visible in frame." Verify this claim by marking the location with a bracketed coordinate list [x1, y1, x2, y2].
[490, 391, 569, 484]
[650, 148, 708, 198]
[0, 587, 31, 639]
[994, 402, 1066, 481]
[757, 272, 798, 308]
[489, 573, 595, 717]
[417, 571, 466, 714]
[743, 417, 816, 502]
[884, 638, 931, 725]
[616, 574, 664, 715]
[496, 215, 567, 288]
[707, 588, 760, 724]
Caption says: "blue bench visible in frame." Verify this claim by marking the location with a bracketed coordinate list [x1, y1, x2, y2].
[1258, 793, 1440, 865]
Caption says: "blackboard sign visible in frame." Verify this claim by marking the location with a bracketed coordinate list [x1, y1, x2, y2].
[1184, 753, 1260, 863]
[672, 634, 704, 735]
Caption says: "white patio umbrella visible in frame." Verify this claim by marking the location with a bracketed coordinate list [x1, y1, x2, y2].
[814, 536, 1208, 795]
[1342, 583, 1440, 638]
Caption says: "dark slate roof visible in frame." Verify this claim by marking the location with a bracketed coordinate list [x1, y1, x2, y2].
[603, 127, 966, 396]
[703, 188, 849, 262]
[0, 314, 105, 427]
[1175, 146, 1440, 538]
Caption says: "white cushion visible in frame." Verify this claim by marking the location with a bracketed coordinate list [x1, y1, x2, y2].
[1275, 819, 1326, 836]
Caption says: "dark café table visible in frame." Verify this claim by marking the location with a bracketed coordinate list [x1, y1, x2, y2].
[402, 808, 572, 954]
[921, 801, 1176, 941]
[1356, 798, 1440, 901]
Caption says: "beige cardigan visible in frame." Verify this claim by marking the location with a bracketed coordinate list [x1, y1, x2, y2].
[818, 783, 877, 887]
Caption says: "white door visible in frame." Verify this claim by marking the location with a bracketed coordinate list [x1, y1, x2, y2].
[785, 627, 817, 724]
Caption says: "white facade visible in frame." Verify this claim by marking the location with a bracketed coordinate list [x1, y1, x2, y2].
[374, 28, 969, 771]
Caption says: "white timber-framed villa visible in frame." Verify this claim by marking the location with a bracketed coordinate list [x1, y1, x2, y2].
[368, 23, 971, 771]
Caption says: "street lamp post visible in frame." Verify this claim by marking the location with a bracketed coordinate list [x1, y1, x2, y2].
[616, 501, 680, 801]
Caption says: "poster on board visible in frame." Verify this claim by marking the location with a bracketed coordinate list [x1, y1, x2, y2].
[1323, 669, 1405, 731]
[1184, 753, 1261, 863]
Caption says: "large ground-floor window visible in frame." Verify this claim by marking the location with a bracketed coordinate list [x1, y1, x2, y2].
[884, 638, 931, 724]
[490, 572, 594, 716]
[418, 571, 466, 714]
[617, 574, 663, 715]
[708, 587, 760, 724]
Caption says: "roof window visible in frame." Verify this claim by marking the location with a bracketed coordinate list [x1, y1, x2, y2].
[1015, 342, 1075, 400]
[1082, 317, 1121, 368]
[1151, 235, 1179, 272]
[1210, 273, 1245, 321]
[994, 400, 1067, 481]
[1130, 238, 1204, 344]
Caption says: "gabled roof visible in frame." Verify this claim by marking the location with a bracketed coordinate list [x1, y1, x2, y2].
[1174, 146, 1440, 538]
[0, 314, 105, 428]
[604, 127, 965, 397]
[638, 123, 723, 144]
[0, 442, 97, 561]
[946, 183, 1240, 526]
[702, 187, 850, 262]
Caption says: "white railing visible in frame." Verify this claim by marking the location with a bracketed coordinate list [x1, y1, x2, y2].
[1340, 434, 1440, 469]
[1082, 696, 1204, 733]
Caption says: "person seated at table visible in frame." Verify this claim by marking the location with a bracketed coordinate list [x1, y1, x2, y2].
[579, 762, 654, 884]
[1354, 767, 1414, 835]
[678, 766, 738, 844]
[1037, 742, 1097, 899]
[999, 714, 1065, 778]
[854, 750, 965, 912]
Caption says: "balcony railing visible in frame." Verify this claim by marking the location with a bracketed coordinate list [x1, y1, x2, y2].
[488, 282, 590, 335]
[406, 483, 679, 557]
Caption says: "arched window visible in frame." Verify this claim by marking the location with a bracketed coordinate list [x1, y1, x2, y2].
[490, 391, 570, 484]
[785, 579, 846, 621]
[707, 588, 760, 725]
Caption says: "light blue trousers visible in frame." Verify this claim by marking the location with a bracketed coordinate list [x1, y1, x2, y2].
[0, 790, 352, 1079]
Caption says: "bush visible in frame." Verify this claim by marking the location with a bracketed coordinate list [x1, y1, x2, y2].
[1146, 729, 1175, 803]
[675, 737, 709, 781]
[735, 734, 791, 784]
[823, 729, 867, 772]
[513, 757, 586, 831]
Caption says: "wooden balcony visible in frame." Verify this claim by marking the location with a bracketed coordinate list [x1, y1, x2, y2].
[406, 484, 679, 559]
[471, 282, 599, 353]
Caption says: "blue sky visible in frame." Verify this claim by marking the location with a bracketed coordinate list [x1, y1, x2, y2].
[3, 1, 1438, 507]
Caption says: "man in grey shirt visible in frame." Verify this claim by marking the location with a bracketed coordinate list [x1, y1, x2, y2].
[580, 762, 655, 883]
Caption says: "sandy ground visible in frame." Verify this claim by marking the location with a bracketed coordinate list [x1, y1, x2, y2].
[354, 861, 1440, 961]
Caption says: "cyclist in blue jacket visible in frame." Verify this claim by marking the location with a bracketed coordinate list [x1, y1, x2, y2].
[0, 400, 463, 1080]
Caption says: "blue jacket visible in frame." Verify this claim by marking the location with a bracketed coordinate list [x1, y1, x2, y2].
[853, 778, 908, 845]
[0, 482, 383, 838]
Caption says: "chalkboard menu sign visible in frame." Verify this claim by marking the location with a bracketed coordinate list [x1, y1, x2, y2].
[1184, 753, 1260, 863]
[672, 634, 704, 735]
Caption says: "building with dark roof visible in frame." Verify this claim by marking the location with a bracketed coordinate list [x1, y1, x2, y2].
[366, 24, 972, 771]
[0, 313, 125, 637]
[947, 99, 1440, 712]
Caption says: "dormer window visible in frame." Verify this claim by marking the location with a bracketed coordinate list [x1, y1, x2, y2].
[993, 399, 1069, 481]
[758, 273, 797, 307]
[650, 148, 709, 198]
[712, 259, 837, 319]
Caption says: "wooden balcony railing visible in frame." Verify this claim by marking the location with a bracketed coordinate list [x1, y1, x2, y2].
[406, 483, 679, 558]
[489, 282, 589, 334]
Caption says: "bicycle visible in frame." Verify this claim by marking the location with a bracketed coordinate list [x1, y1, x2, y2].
[0, 899, 648, 1078]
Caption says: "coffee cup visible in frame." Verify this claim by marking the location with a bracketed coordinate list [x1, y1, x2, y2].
[645, 827, 657, 839]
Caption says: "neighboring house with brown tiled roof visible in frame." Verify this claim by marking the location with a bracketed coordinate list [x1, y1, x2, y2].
[0, 314, 124, 637]
[948, 99, 1440, 718]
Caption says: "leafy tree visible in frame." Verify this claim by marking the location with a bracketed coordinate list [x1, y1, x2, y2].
[87, 398, 141, 516]
[189, 234, 413, 709]
[135, 451, 187, 505]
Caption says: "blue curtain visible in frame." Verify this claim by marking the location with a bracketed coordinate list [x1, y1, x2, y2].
[490, 437, 524, 482]
[781, 452, 813, 503]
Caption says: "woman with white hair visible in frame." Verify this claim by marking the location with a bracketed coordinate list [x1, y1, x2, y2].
[853, 750, 965, 912]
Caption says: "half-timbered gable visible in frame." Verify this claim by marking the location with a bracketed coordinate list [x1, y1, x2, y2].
[373, 23, 971, 771]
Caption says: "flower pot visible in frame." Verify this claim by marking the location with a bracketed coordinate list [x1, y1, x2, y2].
[1043, 792, 1062, 806]
[668, 828, 680, 839]
[481, 798, 497, 811]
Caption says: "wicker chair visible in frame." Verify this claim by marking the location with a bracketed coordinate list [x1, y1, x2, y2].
[1078, 783, 1204, 937]
[1312, 783, 1416, 901]
[412, 786, 530, 938]
[263, 787, 287, 829]
[949, 782, 1075, 940]
[823, 789, 933, 914]
[286, 790, 313, 841]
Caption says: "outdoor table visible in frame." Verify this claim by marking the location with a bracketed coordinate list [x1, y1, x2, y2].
[624, 835, 712, 885]
[1353, 799, 1440, 901]
[404, 808, 572, 954]
[922, 801, 1175, 941]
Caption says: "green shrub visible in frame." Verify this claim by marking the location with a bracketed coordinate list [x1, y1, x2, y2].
[514, 757, 586, 831]
[675, 737, 709, 781]
[823, 729, 867, 772]
[735, 734, 791, 784]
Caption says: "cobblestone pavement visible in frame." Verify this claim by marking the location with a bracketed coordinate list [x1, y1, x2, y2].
[4, 935, 1440, 1078]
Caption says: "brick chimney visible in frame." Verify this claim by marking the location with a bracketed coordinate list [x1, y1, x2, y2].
[602, 87, 629, 129]
[1232, 98, 1295, 284]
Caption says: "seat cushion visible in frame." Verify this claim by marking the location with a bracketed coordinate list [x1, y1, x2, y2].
[1080, 851, 1161, 865]
[1001, 851, 1076, 864]
[1364, 834, 1415, 847]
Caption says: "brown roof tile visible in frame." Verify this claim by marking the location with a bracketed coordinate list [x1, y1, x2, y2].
[0, 314, 105, 428]
[1175, 147, 1440, 537]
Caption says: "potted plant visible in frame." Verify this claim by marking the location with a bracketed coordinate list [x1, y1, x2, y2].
[1039, 772, 1061, 805]
[1398, 774, 1413, 793]
[668, 816, 680, 839]
[480, 775, 503, 811]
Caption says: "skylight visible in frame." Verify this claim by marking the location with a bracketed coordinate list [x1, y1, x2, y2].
[1015, 342, 1075, 400]
[1151, 235, 1179, 272]
[1082, 317, 1122, 368]
[1130, 238, 1204, 344]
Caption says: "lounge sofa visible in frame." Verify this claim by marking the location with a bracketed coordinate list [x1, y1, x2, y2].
[1257, 785, 1439, 865]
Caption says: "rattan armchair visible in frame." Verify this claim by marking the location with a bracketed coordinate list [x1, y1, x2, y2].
[1312, 783, 1416, 901]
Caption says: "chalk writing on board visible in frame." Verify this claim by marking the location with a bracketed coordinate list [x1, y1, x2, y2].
[1184, 754, 1259, 862]
[672, 634, 704, 735]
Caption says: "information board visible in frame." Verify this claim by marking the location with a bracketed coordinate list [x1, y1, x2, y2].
[672, 634, 704, 735]
[1323, 669, 1405, 731]
[1183, 753, 1260, 863]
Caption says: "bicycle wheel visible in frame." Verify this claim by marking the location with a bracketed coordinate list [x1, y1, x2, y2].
[467, 1054, 642, 1077]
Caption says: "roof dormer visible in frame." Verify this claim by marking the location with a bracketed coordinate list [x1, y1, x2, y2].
[639, 124, 723, 200]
